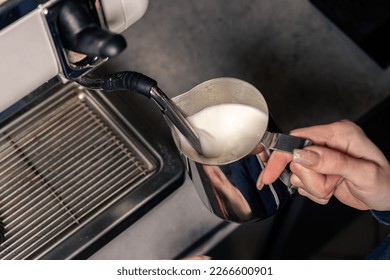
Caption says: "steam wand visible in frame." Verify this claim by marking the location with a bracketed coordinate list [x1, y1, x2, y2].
[76, 72, 203, 155]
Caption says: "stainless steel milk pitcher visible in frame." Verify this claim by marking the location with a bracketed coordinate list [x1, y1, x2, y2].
[170, 78, 310, 223]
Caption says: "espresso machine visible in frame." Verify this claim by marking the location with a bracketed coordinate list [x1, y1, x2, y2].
[0, 0, 303, 260]
[0, 0, 186, 259]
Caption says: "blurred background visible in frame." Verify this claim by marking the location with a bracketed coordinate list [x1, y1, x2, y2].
[99, 0, 390, 259]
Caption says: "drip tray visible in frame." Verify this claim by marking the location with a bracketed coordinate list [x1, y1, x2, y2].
[0, 83, 184, 259]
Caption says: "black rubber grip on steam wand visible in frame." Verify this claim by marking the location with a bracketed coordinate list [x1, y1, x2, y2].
[100, 71, 158, 97]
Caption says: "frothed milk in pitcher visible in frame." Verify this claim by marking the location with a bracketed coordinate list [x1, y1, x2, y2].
[175, 103, 268, 165]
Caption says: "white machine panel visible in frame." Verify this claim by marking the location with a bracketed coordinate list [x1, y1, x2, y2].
[0, 0, 149, 113]
[0, 9, 59, 113]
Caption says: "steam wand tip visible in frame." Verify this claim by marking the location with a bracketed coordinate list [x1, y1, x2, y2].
[149, 86, 203, 155]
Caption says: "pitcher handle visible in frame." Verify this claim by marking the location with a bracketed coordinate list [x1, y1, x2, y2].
[261, 131, 312, 153]
[259, 131, 312, 193]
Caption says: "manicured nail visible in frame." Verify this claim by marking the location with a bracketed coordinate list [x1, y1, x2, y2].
[293, 149, 319, 167]
[256, 171, 264, 190]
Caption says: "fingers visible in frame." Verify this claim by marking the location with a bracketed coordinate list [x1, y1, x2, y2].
[255, 120, 386, 208]
[297, 188, 333, 205]
[291, 172, 333, 204]
[257, 151, 292, 188]
[289, 145, 385, 208]
[291, 168, 369, 210]
[255, 120, 368, 188]
[290, 120, 388, 165]
[254, 120, 390, 210]
[256, 120, 373, 188]
[290, 162, 338, 204]
[292, 146, 380, 187]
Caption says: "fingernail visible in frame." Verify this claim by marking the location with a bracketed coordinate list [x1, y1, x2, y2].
[256, 171, 264, 190]
[293, 149, 319, 167]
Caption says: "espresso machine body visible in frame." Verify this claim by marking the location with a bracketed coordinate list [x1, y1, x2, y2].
[0, 0, 148, 113]
[0, 0, 186, 259]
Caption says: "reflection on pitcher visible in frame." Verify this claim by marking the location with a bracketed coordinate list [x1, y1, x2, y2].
[203, 165, 252, 221]
[194, 152, 289, 223]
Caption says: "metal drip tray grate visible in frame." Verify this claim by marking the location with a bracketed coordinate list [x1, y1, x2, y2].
[0, 85, 157, 259]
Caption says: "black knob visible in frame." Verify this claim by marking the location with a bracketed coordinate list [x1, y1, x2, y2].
[57, 0, 127, 58]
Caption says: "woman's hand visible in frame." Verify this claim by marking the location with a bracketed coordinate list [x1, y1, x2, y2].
[258, 120, 390, 211]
